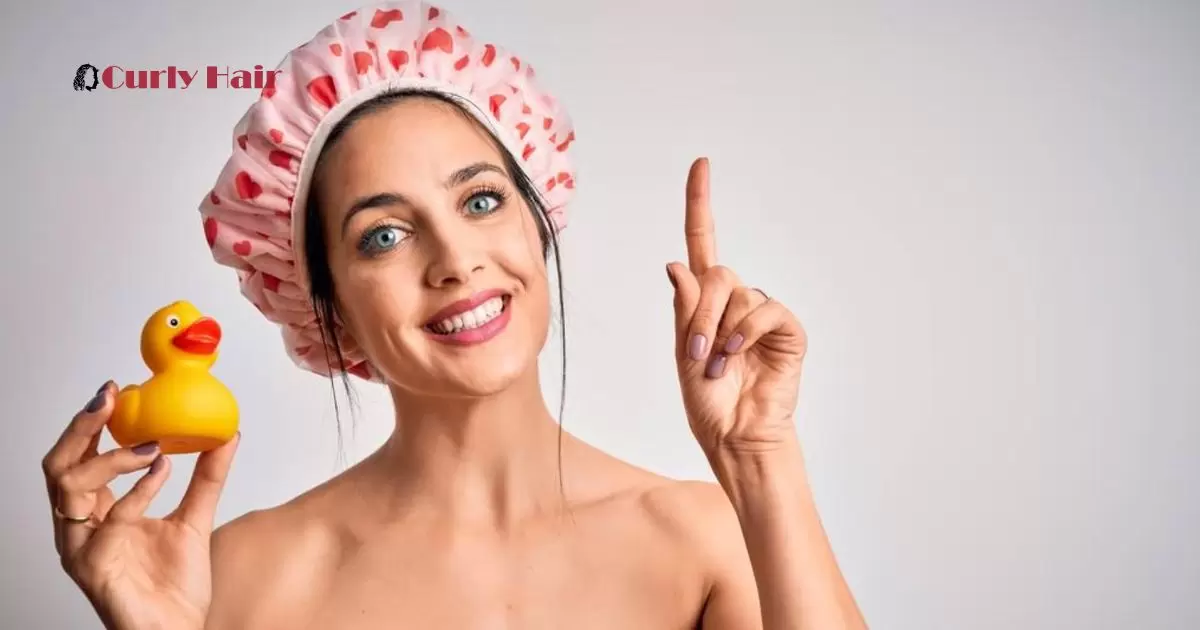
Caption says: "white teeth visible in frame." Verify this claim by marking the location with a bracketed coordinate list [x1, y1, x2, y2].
[433, 297, 505, 334]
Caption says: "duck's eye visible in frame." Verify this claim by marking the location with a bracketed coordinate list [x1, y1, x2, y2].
[166, 315, 180, 328]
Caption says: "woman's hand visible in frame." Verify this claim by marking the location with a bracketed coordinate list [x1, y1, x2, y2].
[667, 158, 809, 457]
[42, 381, 239, 630]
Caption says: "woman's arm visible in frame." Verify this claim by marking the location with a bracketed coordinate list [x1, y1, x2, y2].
[703, 435, 867, 630]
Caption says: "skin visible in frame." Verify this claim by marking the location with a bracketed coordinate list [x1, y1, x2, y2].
[43, 98, 866, 629]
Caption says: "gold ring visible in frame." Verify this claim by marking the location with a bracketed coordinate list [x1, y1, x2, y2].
[53, 505, 93, 524]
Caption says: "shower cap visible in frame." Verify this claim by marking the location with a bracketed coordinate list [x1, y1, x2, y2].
[197, 1, 577, 382]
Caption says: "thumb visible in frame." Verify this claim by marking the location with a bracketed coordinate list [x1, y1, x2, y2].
[171, 432, 240, 532]
[666, 262, 701, 363]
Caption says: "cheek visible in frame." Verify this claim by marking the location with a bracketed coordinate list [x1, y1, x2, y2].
[334, 257, 421, 341]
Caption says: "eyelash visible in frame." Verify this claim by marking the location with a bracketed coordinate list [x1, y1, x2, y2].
[355, 185, 511, 256]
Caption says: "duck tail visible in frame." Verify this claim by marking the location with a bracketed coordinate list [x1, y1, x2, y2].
[109, 385, 141, 448]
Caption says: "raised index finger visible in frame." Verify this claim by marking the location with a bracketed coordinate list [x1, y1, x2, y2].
[684, 157, 717, 275]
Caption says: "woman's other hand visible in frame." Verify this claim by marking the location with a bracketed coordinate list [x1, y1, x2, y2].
[666, 158, 809, 458]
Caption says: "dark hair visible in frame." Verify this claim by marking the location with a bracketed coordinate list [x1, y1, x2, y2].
[302, 88, 568, 495]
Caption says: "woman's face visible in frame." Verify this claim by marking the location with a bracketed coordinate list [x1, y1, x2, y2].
[314, 97, 551, 397]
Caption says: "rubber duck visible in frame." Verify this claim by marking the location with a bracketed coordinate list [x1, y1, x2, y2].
[108, 300, 238, 454]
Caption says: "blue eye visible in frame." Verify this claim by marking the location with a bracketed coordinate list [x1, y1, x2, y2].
[465, 191, 503, 215]
[359, 225, 406, 255]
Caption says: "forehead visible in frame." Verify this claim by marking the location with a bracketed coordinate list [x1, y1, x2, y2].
[318, 97, 506, 195]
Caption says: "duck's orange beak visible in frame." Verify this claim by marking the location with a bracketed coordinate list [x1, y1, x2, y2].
[172, 317, 222, 355]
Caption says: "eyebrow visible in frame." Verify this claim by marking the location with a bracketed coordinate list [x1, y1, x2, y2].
[339, 161, 508, 237]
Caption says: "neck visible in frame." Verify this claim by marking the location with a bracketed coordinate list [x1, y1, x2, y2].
[372, 366, 567, 530]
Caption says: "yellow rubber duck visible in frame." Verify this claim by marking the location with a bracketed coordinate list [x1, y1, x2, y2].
[108, 300, 238, 454]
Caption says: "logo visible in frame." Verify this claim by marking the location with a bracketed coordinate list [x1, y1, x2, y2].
[73, 64, 281, 91]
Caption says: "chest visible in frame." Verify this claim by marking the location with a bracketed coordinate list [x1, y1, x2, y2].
[268, 529, 706, 630]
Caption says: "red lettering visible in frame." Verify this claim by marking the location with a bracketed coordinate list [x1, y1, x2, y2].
[230, 69, 252, 89]
[207, 65, 227, 89]
[101, 65, 123, 89]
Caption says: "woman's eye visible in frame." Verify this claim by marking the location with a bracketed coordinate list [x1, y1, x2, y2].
[465, 192, 502, 215]
[359, 225, 405, 254]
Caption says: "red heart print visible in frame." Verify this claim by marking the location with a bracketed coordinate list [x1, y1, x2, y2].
[354, 51, 374, 74]
[565, 179, 574, 189]
[235, 171, 262, 199]
[262, 273, 281, 292]
[387, 49, 409, 71]
[522, 144, 534, 160]
[556, 131, 575, 151]
[543, 117, 553, 130]
[237, 134, 248, 150]
[546, 177, 556, 191]
[482, 44, 496, 66]
[269, 150, 292, 170]
[557, 172, 570, 183]
[549, 133, 557, 143]
[233, 240, 252, 256]
[420, 27, 453, 53]
[456, 26, 469, 37]
[521, 103, 532, 115]
[204, 217, 218, 247]
[210, 191, 220, 205]
[341, 10, 357, 20]
[307, 75, 338, 109]
[511, 57, 520, 70]
[329, 43, 343, 56]
[515, 122, 530, 139]
[428, 7, 440, 19]
[370, 8, 403, 28]
[454, 55, 469, 71]
[367, 40, 378, 50]
[269, 128, 283, 144]
[489, 94, 506, 118]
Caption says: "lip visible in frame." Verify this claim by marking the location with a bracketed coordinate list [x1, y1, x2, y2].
[424, 289, 511, 326]
[424, 297, 512, 347]
[172, 317, 222, 354]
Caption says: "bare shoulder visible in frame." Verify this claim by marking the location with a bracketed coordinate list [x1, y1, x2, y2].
[636, 477, 749, 567]
[206, 481, 346, 627]
[628, 475, 762, 625]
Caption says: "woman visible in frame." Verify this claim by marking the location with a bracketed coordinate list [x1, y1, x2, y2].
[42, 3, 866, 628]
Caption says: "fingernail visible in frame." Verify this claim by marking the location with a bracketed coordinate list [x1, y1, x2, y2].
[706, 353, 727, 378]
[150, 455, 166, 474]
[132, 442, 159, 456]
[666, 265, 677, 290]
[725, 333, 744, 353]
[689, 334, 707, 361]
[96, 381, 110, 395]
[84, 390, 105, 413]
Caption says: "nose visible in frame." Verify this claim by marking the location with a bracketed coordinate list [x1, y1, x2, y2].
[423, 220, 486, 288]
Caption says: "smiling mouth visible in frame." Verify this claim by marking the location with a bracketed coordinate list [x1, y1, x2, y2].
[424, 295, 511, 335]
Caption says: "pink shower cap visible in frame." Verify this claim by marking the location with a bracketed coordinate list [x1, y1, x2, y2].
[197, 1, 577, 382]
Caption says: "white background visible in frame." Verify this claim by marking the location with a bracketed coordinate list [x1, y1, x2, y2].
[2, 0, 1197, 628]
